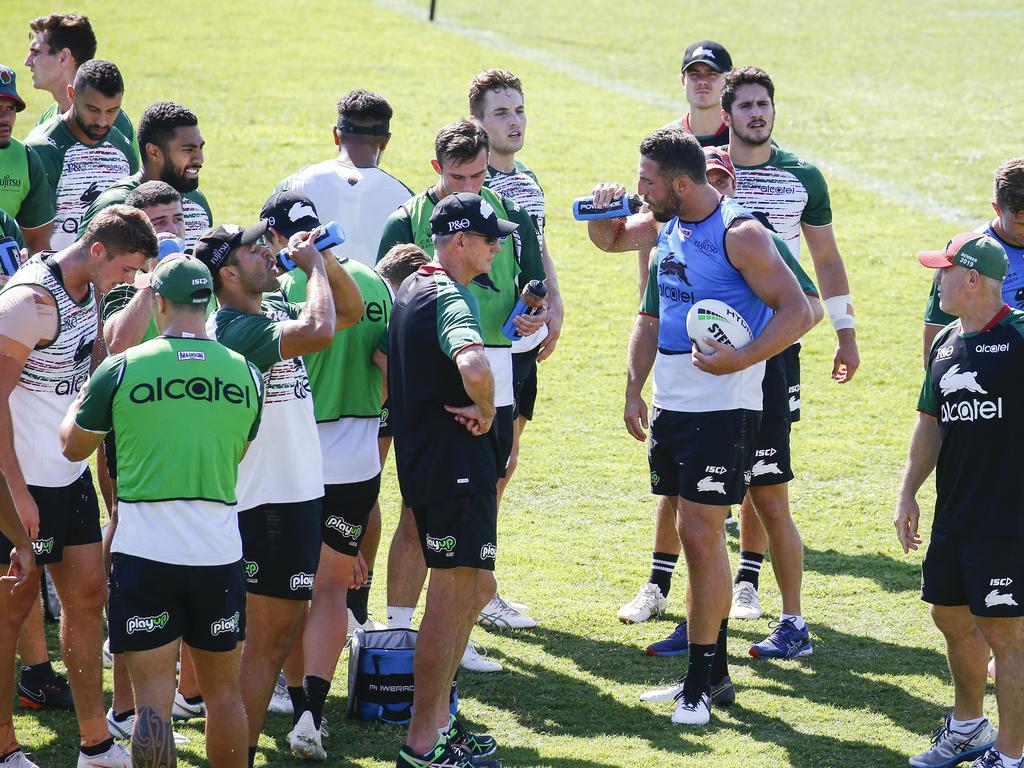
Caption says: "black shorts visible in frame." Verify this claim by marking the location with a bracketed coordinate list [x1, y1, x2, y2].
[321, 475, 381, 556]
[238, 499, 322, 600]
[103, 432, 118, 480]
[495, 405, 514, 478]
[784, 343, 802, 423]
[748, 420, 794, 487]
[512, 348, 540, 422]
[922, 531, 1024, 617]
[412, 492, 497, 571]
[378, 399, 392, 438]
[648, 408, 760, 506]
[108, 553, 246, 653]
[0, 469, 101, 566]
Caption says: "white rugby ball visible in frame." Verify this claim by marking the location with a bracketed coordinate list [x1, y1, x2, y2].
[686, 299, 753, 355]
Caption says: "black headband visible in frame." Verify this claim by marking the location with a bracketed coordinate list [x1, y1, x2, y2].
[337, 118, 390, 136]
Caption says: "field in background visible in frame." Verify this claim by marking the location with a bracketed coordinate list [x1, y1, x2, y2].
[3, 1, 1023, 765]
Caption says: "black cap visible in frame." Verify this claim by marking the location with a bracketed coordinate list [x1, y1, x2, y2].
[429, 192, 519, 238]
[681, 40, 732, 74]
[260, 191, 322, 239]
[190, 222, 269, 274]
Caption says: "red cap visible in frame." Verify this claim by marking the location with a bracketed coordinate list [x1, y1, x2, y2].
[703, 146, 735, 181]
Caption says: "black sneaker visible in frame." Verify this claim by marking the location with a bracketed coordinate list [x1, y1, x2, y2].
[17, 668, 74, 711]
[448, 716, 498, 758]
[397, 740, 499, 767]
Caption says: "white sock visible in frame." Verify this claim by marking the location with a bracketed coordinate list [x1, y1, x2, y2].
[781, 613, 806, 630]
[386, 605, 413, 628]
[949, 715, 985, 733]
[995, 750, 1022, 768]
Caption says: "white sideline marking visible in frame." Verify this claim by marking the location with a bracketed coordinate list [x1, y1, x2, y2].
[371, 0, 977, 228]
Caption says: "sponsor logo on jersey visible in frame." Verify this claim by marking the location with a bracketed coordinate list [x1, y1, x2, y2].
[705, 465, 726, 474]
[480, 543, 497, 560]
[129, 375, 253, 406]
[658, 253, 691, 285]
[73, 338, 95, 364]
[756, 448, 777, 457]
[939, 364, 987, 396]
[288, 201, 316, 222]
[54, 372, 88, 396]
[379, 407, 389, 425]
[32, 537, 54, 556]
[985, 589, 1018, 608]
[292, 374, 312, 400]
[697, 475, 726, 494]
[447, 218, 471, 232]
[975, 343, 1009, 353]
[991, 577, 1014, 586]
[325, 516, 362, 541]
[752, 460, 783, 476]
[177, 351, 206, 361]
[210, 611, 240, 636]
[127, 611, 170, 634]
[650, 471, 660, 486]
[935, 345, 954, 360]
[0, 175, 23, 190]
[426, 535, 457, 553]
[941, 398, 1003, 422]
[289, 572, 314, 591]
[243, 559, 259, 579]
[79, 181, 103, 205]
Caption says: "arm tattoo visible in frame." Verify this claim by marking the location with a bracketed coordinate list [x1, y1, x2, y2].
[131, 706, 176, 768]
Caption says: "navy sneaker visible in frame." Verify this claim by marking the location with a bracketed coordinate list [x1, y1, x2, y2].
[397, 741, 501, 767]
[448, 716, 497, 758]
[646, 619, 689, 657]
[17, 668, 74, 711]
[749, 618, 813, 659]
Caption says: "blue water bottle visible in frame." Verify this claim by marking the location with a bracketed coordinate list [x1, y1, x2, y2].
[502, 280, 547, 340]
[277, 221, 346, 271]
[0, 237, 20, 277]
[157, 237, 184, 260]
[572, 193, 642, 221]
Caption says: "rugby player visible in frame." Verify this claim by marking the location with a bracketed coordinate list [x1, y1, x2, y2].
[79, 102, 211, 248]
[25, 59, 138, 251]
[391, 192, 511, 768]
[922, 158, 1024, 363]
[0, 65, 54, 254]
[24, 13, 139, 162]
[377, 120, 546, 669]
[60, 255, 262, 768]
[196, 219, 362, 767]
[0, 205, 153, 768]
[897, 232, 1024, 768]
[588, 128, 812, 724]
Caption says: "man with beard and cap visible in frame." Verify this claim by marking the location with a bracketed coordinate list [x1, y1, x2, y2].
[26, 59, 138, 251]
[78, 102, 211, 249]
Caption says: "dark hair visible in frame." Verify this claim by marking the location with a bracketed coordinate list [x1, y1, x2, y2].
[995, 158, 1024, 215]
[137, 101, 198, 155]
[434, 120, 489, 167]
[337, 89, 392, 128]
[720, 66, 775, 114]
[376, 243, 429, 287]
[638, 128, 706, 184]
[73, 59, 123, 98]
[30, 14, 96, 66]
[468, 69, 523, 119]
[81, 205, 157, 259]
[125, 181, 181, 211]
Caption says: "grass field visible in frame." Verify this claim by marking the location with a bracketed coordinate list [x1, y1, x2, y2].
[4, 1, 1024, 766]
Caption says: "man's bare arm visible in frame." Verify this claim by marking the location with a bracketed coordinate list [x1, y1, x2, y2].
[803, 223, 859, 382]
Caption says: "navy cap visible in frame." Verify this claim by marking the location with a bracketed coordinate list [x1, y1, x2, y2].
[429, 193, 519, 238]
[681, 41, 732, 74]
[260, 191, 322, 239]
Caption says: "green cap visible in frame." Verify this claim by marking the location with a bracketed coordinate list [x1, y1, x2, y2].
[150, 256, 213, 305]
[917, 232, 1008, 281]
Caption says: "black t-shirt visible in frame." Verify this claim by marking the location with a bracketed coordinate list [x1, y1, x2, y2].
[388, 265, 499, 505]
[919, 305, 1024, 535]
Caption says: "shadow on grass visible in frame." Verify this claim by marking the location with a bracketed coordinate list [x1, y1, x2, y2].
[802, 546, 921, 593]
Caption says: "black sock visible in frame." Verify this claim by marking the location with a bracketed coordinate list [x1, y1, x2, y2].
[288, 685, 306, 724]
[19, 660, 54, 683]
[80, 738, 114, 757]
[113, 708, 134, 722]
[648, 552, 678, 597]
[248, 746, 256, 768]
[304, 675, 331, 730]
[347, 570, 373, 624]
[712, 619, 729, 682]
[735, 550, 765, 590]
[682, 643, 716, 700]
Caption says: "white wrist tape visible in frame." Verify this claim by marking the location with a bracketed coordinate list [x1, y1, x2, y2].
[824, 293, 855, 331]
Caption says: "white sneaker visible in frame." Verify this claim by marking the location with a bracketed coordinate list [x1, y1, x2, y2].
[171, 690, 206, 720]
[76, 741, 132, 768]
[724, 513, 737, 527]
[505, 599, 530, 613]
[459, 642, 502, 673]
[617, 583, 668, 624]
[102, 638, 113, 669]
[267, 673, 293, 714]
[477, 593, 538, 629]
[639, 680, 684, 703]
[730, 581, 763, 620]
[288, 710, 327, 761]
[671, 692, 711, 725]
[0, 751, 39, 768]
[346, 608, 386, 638]
[908, 715, 996, 767]
[106, 707, 189, 745]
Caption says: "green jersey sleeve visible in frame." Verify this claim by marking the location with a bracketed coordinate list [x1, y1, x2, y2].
[436, 282, 483, 360]
[376, 207, 415, 263]
[506, 197, 545, 285]
[18, 145, 55, 229]
[772, 233, 818, 295]
[76, 354, 126, 433]
[795, 162, 832, 227]
[216, 302, 300, 372]
[923, 281, 955, 326]
[245, 360, 265, 441]
[114, 110, 141, 167]
[640, 251, 660, 315]
[0, 210, 25, 251]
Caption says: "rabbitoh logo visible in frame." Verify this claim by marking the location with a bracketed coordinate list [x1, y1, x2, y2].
[697, 476, 726, 494]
